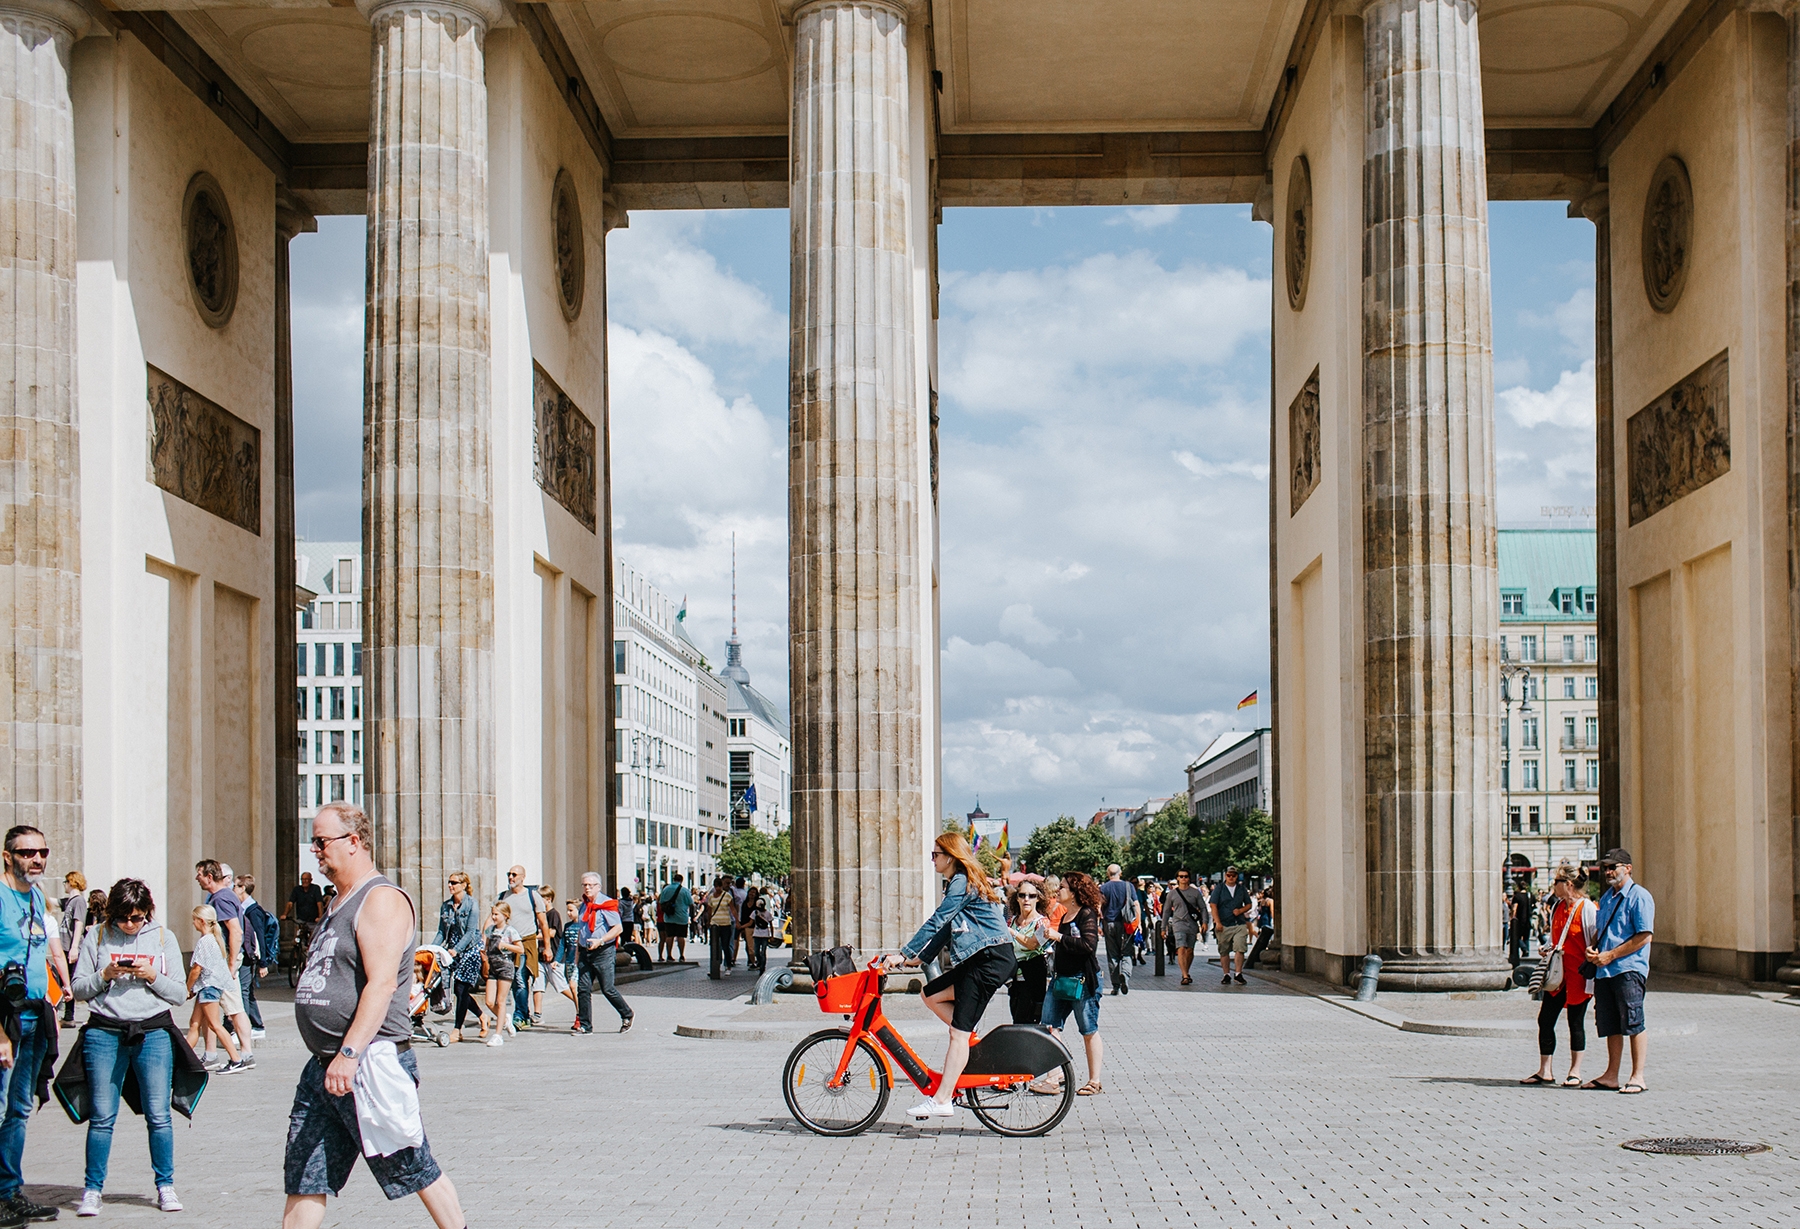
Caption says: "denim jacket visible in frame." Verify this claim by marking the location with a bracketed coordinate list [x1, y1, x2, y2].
[900, 874, 1011, 967]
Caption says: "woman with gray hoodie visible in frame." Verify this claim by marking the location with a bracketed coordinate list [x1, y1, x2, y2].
[69, 878, 192, 1217]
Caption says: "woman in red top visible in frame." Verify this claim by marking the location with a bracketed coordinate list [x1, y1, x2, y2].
[1521, 864, 1598, 1086]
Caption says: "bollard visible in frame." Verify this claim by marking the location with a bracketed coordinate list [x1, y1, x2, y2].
[1154, 926, 1166, 977]
[749, 966, 793, 1005]
[1354, 953, 1382, 1001]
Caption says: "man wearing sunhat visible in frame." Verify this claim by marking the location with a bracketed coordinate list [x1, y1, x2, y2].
[1582, 847, 1654, 1094]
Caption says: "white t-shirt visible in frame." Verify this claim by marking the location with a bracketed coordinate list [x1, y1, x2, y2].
[192, 933, 231, 992]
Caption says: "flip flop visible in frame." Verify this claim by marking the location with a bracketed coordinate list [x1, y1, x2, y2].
[1580, 1079, 1620, 1091]
[1518, 1073, 1554, 1085]
[1619, 1082, 1648, 1094]
[1076, 1081, 1103, 1096]
[1561, 1076, 1582, 1087]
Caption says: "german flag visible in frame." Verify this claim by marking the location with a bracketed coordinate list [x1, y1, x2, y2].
[1237, 690, 1258, 710]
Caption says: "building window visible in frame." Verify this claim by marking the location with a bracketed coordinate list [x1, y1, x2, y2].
[1585, 675, 1598, 699]
[336, 558, 354, 592]
[333, 643, 345, 676]
[1521, 635, 1538, 662]
[1584, 634, 1597, 660]
[1523, 760, 1539, 790]
[1508, 805, 1521, 834]
[300, 605, 313, 630]
[314, 644, 327, 676]
[1522, 716, 1538, 750]
[314, 688, 325, 721]
[352, 775, 363, 805]
[1586, 758, 1599, 789]
[331, 774, 345, 802]
[1563, 759, 1577, 790]
[297, 642, 307, 676]
[1585, 715, 1598, 747]
[1582, 592, 1596, 615]
[351, 730, 362, 765]
[351, 688, 361, 720]
[635, 817, 646, 843]
[314, 731, 324, 765]
[1559, 591, 1576, 615]
[614, 640, 626, 675]
[1501, 592, 1524, 616]
[686, 827, 694, 851]
[1528, 805, 1541, 833]
[298, 731, 308, 763]
[315, 775, 325, 807]
[1501, 761, 1510, 790]
[295, 686, 307, 719]
[1563, 676, 1575, 699]
[1586, 805, 1599, 827]
[1500, 635, 1509, 662]
[330, 730, 345, 764]
[1501, 718, 1509, 749]
[1562, 634, 1575, 661]
[330, 688, 345, 720]
[1563, 716, 1576, 747]
[1564, 805, 1577, 825]
[297, 776, 307, 808]
[351, 642, 362, 677]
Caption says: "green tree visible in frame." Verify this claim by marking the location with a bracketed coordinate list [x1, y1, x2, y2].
[1021, 816, 1077, 875]
[718, 827, 791, 880]
[1193, 807, 1273, 877]
[1021, 816, 1119, 879]
[1121, 797, 1194, 879]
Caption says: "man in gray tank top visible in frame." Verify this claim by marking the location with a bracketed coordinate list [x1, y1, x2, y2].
[283, 803, 467, 1229]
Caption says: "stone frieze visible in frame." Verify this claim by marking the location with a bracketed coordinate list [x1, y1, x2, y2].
[146, 365, 261, 534]
[532, 362, 598, 532]
[1627, 349, 1728, 526]
[1289, 366, 1321, 515]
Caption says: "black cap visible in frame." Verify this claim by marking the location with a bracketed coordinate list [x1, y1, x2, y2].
[1600, 847, 1632, 866]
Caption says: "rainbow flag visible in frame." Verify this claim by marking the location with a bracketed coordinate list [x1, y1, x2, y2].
[972, 818, 1008, 854]
[1237, 690, 1258, 710]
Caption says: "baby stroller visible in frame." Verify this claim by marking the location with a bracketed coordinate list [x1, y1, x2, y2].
[410, 944, 454, 1047]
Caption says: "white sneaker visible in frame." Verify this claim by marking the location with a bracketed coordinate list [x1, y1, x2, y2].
[157, 1186, 183, 1213]
[906, 1099, 954, 1119]
[485, 1034, 504, 1047]
[251, 1028, 267, 1039]
[76, 1189, 102, 1217]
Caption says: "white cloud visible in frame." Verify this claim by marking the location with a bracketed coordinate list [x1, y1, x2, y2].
[1521, 287, 1596, 358]
[1498, 359, 1594, 431]
[1105, 206, 1181, 232]
[997, 603, 1061, 646]
[1172, 451, 1269, 482]
[606, 212, 785, 353]
[1495, 360, 1597, 522]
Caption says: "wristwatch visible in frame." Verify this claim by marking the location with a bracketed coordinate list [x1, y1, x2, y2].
[339, 1045, 359, 1062]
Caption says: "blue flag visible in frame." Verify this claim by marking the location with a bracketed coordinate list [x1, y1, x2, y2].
[742, 783, 758, 812]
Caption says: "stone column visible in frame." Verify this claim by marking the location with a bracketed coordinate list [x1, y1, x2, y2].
[1780, 7, 1800, 991]
[1582, 189, 1618, 858]
[359, 0, 499, 912]
[274, 189, 315, 906]
[788, 0, 924, 956]
[1361, 0, 1508, 990]
[0, 0, 87, 882]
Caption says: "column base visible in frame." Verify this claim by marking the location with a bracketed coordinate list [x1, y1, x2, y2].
[1376, 951, 1513, 992]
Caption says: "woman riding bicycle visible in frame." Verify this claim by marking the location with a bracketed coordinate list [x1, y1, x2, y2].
[881, 832, 1016, 1121]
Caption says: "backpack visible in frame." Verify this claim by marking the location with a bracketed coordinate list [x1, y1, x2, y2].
[805, 945, 857, 983]
[250, 903, 279, 966]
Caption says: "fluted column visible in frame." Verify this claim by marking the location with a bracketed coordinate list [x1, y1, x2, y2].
[359, 0, 499, 910]
[1582, 189, 1618, 859]
[0, 0, 86, 883]
[274, 190, 315, 907]
[1361, 0, 1508, 990]
[1779, 7, 1800, 990]
[789, 0, 924, 956]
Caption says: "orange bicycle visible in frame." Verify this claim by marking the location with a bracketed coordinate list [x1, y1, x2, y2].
[782, 958, 1076, 1137]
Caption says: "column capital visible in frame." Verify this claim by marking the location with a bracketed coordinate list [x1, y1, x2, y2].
[0, 0, 90, 43]
[1358, 0, 1481, 11]
[1573, 184, 1609, 224]
[782, 0, 926, 26]
[356, 0, 503, 32]
[275, 187, 318, 245]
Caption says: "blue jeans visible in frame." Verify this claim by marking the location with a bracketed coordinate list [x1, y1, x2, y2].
[0, 1008, 48, 1198]
[82, 1025, 174, 1192]
[238, 964, 264, 1030]
[576, 948, 630, 1029]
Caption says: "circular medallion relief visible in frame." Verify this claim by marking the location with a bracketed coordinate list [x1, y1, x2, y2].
[182, 171, 238, 329]
[1285, 155, 1312, 312]
[1641, 155, 1691, 314]
[552, 169, 585, 323]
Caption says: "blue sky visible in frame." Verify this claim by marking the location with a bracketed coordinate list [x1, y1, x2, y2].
[289, 199, 1597, 841]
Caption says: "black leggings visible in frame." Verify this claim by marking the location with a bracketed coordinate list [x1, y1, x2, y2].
[1538, 989, 1588, 1055]
[453, 980, 481, 1030]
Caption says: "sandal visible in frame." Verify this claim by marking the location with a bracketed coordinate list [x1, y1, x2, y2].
[1180, 976, 1192, 986]
[1518, 1073, 1554, 1085]
[1619, 1082, 1648, 1095]
[1076, 1081, 1103, 1096]
[1579, 1079, 1620, 1091]
[1561, 1076, 1582, 1087]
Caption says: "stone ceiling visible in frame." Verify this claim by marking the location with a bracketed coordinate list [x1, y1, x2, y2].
[141, 0, 1692, 145]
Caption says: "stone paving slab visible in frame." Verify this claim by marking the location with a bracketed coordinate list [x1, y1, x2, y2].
[13, 963, 1797, 1227]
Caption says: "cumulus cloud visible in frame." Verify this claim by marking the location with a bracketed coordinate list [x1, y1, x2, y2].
[1105, 206, 1181, 232]
[1495, 360, 1597, 522]
[290, 217, 369, 542]
[1521, 287, 1596, 359]
[606, 212, 784, 354]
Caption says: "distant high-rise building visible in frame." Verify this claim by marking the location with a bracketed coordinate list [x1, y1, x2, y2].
[720, 544, 790, 836]
[294, 544, 364, 857]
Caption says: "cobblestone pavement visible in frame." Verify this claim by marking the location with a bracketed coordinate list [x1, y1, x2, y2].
[16, 956, 1800, 1228]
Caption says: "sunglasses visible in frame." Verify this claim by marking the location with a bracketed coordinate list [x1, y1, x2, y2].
[119, 914, 148, 926]
[310, 833, 353, 853]
[8, 848, 48, 860]
[1017, 892, 1039, 899]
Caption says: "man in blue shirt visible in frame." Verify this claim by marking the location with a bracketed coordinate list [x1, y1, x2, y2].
[1098, 864, 1136, 995]
[0, 825, 72, 1225]
[1583, 847, 1654, 1093]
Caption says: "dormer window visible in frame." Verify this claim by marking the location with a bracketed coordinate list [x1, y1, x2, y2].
[1501, 591, 1524, 616]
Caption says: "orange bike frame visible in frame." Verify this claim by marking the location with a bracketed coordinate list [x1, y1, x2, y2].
[827, 965, 1037, 1098]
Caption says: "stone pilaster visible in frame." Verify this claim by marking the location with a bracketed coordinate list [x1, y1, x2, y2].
[274, 189, 315, 907]
[788, 0, 924, 956]
[359, 0, 499, 911]
[0, 0, 87, 882]
[1582, 189, 1618, 859]
[1781, 7, 1800, 990]
[1361, 0, 1508, 990]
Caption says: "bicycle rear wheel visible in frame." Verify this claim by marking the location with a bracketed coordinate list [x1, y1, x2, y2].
[783, 1029, 890, 1136]
[966, 1061, 1076, 1137]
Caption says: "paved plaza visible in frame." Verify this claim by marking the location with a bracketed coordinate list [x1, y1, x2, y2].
[16, 959, 1799, 1228]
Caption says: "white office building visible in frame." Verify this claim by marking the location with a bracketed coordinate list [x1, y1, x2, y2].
[295, 543, 364, 840]
[720, 629, 790, 836]
[613, 559, 701, 894]
[1187, 729, 1272, 824]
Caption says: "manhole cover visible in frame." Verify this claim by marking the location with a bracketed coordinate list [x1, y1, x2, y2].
[1622, 1137, 1769, 1156]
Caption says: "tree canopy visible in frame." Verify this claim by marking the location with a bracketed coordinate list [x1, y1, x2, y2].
[1192, 807, 1273, 877]
[1020, 815, 1120, 879]
[717, 827, 791, 881]
[1120, 797, 1194, 879]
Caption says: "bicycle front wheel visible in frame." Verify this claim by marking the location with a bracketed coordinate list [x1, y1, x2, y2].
[966, 1061, 1076, 1137]
[783, 1029, 890, 1137]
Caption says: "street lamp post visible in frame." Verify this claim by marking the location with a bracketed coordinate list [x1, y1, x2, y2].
[629, 733, 665, 892]
[1501, 660, 1534, 954]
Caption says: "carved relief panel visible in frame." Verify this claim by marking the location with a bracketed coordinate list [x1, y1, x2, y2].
[1641, 156, 1691, 314]
[182, 172, 238, 329]
[1627, 350, 1728, 526]
[1285, 155, 1312, 312]
[146, 365, 261, 533]
[532, 363, 597, 532]
[1289, 366, 1321, 515]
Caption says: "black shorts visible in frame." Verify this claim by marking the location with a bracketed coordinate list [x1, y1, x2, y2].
[922, 944, 1018, 1032]
[1593, 970, 1647, 1037]
[285, 1052, 440, 1201]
